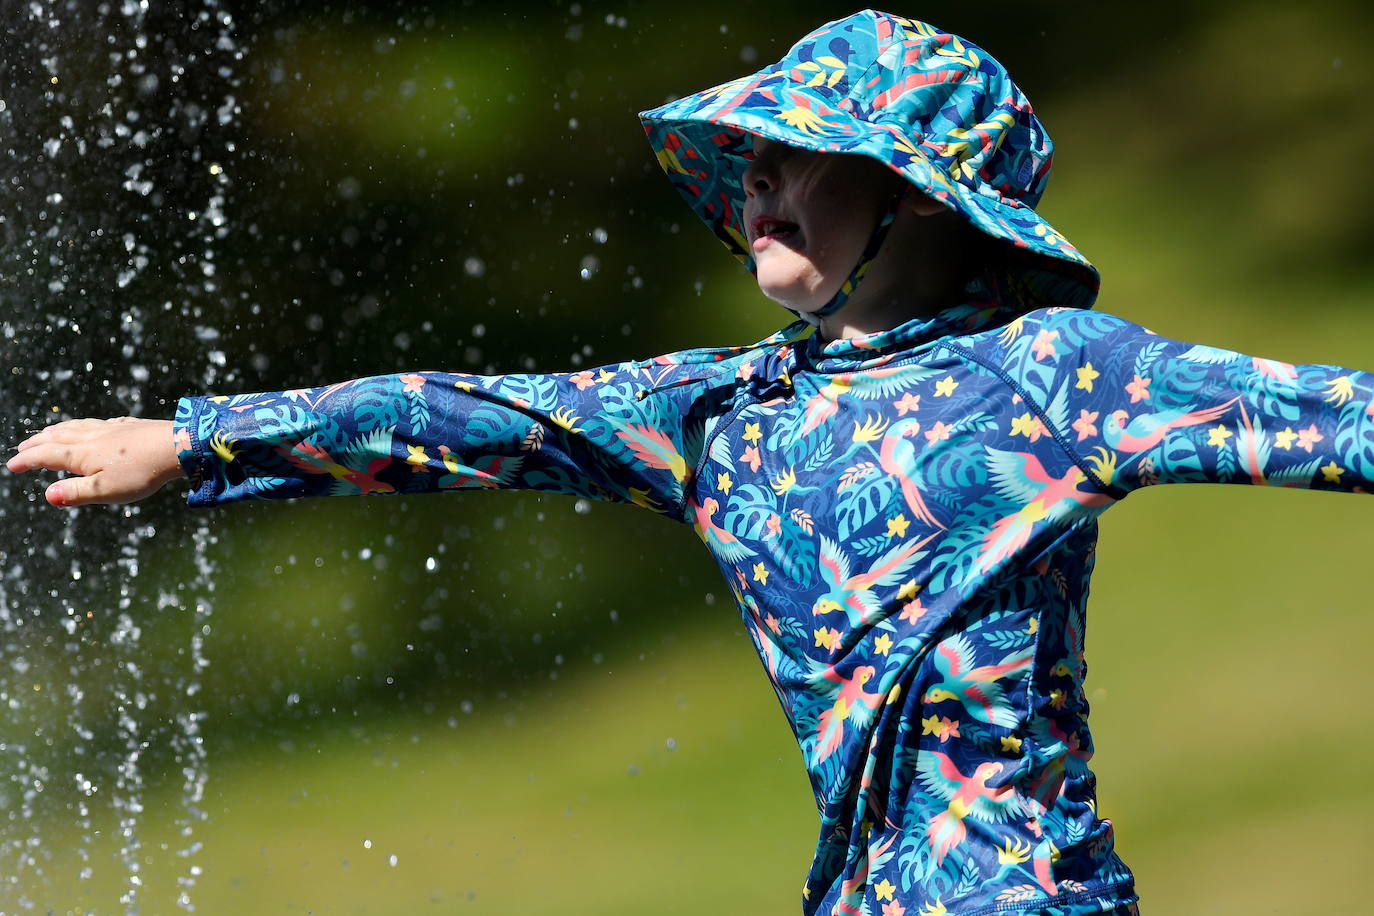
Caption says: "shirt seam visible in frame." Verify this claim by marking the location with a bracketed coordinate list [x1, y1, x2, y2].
[938, 341, 1130, 501]
[177, 396, 216, 507]
[956, 879, 1137, 916]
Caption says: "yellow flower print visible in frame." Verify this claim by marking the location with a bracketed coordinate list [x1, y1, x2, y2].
[1206, 424, 1232, 448]
[1075, 362, 1099, 393]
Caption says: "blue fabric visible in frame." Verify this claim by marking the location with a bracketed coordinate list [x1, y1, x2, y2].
[175, 295, 1373, 914]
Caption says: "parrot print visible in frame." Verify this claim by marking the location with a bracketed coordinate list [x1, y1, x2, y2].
[175, 297, 1373, 916]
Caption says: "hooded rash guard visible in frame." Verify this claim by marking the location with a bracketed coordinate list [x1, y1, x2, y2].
[175, 294, 1373, 915]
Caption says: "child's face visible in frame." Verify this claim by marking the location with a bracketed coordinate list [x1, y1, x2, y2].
[741, 135, 905, 313]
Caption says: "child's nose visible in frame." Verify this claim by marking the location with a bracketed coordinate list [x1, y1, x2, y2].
[742, 158, 777, 197]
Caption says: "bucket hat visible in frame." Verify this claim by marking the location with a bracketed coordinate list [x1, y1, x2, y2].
[639, 10, 1099, 319]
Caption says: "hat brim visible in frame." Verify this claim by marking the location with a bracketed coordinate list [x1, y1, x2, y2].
[640, 74, 1099, 310]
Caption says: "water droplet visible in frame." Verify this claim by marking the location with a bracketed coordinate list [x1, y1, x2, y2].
[578, 254, 599, 280]
[591, 227, 608, 244]
[463, 256, 485, 278]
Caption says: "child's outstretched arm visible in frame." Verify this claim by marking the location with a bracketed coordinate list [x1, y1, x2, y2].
[156, 356, 716, 518]
[970, 309, 1374, 495]
[9, 356, 716, 515]
[6, 418, 184, 507]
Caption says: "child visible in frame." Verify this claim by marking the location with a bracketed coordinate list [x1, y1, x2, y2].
[8, 10, 1372, 915]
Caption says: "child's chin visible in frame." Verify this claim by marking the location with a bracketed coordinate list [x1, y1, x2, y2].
[756, 276, 827, 314]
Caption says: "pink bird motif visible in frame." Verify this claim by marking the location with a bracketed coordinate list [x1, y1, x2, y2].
[878, 417, 947, 530]
[1252, 356, 1297, 382]
[435, 447, 524, 489]
[799, 375, 852, 437]
[614, 423, 688, 482]
[1232, 401, 1269, 486]
[916, 750, 1024, 866]
[924, 633, 1034, 728]
[814, 532, 938, 628]
[975, 449, 1114, 574]
[730, 568, 782, 682]
[690, 496, 755, 563]
[1102, 397, 1239, 454]
[810, 664, 885, 766]
[275, 432, 395, 496]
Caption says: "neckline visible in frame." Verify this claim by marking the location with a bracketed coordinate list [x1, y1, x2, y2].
[797, 297, 1019, 372]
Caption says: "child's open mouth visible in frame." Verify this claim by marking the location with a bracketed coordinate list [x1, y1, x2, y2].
[751, 217, 799, 251]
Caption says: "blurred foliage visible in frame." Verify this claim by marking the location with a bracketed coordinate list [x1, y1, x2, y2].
[4, 0, 1373, 913]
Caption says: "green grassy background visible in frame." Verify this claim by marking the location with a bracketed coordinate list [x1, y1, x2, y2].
[8, 2, 1373, 913]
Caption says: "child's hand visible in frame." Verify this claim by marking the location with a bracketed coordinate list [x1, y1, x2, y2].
[6, 418, 184, 507]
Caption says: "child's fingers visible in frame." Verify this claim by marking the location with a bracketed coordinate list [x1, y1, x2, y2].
[14, 420, 93, 451]
[47, 473, 107, 507]
[5, 441, 83, 474]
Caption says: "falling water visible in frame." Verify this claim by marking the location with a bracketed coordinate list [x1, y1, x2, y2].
[0, 2, 241, 911]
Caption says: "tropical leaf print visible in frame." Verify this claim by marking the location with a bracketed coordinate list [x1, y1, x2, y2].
[834, 472, 896, 541]
[176, 300, 1372, 916]
[721, 482, 776, 541]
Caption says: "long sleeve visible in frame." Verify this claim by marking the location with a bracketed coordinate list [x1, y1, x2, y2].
[173, 354, 722, 520]
[958, 308, 1374, 496]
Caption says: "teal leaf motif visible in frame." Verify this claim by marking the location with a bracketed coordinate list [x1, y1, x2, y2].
[800, 434, 835, 474]
[495, 374, 561, 410]
[952, 853, 984, 899]
[1157, 429, 1204, 482]
[465, 406, 522, 446]
[1236, 364, 1303, 422]
[983, 626, 1033, 651]
[924, 428, 992, 490]
[1132, 340, 1169, 379]
[351, 378, 404, 431]
[850, 535, 892, 558]
[767, 517, 815, 587]
[406, 392, 430, 435]
[596, 381, 646, 424]
[721, 483, 776, 540]
[834, 474, 896, 541]
[1334, 398, 1374, 483]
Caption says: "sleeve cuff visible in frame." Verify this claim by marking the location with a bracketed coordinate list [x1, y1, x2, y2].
[173, 395, 218, 507]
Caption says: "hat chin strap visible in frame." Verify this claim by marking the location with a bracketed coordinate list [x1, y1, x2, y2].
[792, 187, 909, 328]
